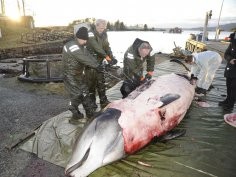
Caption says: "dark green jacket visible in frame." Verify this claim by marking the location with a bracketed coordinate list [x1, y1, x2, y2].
[123, 38, 155, 81]
[62, 39, 99, 95]
[224, 32, 236, 78]
[87, 25, 113, 63]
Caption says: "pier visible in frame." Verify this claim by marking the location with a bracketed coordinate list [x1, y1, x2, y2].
[185, 39, 230, 56]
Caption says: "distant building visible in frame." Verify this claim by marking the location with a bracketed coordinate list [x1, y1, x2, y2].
[169, 27, 182, 33]
[126, 24, 144, 30]
[0, 15, 34, 38]
[21, 16, 35, 29]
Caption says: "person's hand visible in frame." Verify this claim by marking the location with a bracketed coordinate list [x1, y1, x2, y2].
[105, 55, 111, 61]
[108, 58, 118, 66]
[139, 76, 147, 85]
[109, 58, 118, 66]
[145, 73, 152, 80]
[145, 71, 153, 80]
[105, 55, 117, 66]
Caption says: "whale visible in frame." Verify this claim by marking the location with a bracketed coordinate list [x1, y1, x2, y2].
[65, 73, 195, 177]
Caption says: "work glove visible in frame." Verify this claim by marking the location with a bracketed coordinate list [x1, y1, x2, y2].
[105, 55, 112, 62]
[108, 58, 118, 66]
[145, 71, 153, 80]
[105, 55, 118, 66]
[140, 76, 147, 85]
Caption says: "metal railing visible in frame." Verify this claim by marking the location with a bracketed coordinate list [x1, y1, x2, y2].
[18, 54, 63, 83]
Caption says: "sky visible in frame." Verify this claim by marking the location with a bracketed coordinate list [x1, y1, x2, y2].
[2, 0, 236, 28]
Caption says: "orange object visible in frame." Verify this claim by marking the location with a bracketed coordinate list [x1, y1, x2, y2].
[224, 37, 230, 41]
[140, 76, 145, 81]
[105, 55, 111, 61]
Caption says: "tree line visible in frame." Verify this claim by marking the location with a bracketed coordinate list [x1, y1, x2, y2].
[69, 18, 155, 31]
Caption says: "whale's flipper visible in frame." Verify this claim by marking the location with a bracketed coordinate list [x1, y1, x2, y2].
[159, 93, 180, 108]
[152, 129, 186, 143]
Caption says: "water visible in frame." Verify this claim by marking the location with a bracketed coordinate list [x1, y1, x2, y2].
[108, 30, 232, 66]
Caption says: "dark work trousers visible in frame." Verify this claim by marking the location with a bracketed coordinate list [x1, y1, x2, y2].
[69, 94, 83, 114]
[226, 77, 236, 107]
[85, 68, 108, 105]
[69, 92, 94, 116]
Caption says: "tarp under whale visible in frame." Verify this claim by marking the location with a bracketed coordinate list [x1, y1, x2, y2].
[20, 59, 236, 177]
[20, 81, 124, 168]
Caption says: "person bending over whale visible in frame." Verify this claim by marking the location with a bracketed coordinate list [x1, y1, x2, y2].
[120, 38, 155, 98]
[184, 50, 222, 95]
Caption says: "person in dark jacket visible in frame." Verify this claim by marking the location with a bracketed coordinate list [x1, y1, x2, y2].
[62, 27, 102, 124]
[120, 38, 155, 98]
[85, 19, 117, 109]
[219, 31, 236, 110]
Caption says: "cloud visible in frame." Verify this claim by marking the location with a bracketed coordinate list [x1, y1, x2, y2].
[20, 0, 236, 28]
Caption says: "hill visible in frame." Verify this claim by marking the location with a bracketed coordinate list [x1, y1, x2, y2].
[184, 23, 236, 32]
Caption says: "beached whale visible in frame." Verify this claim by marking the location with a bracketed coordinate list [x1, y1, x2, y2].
[65, 73, 195, 177]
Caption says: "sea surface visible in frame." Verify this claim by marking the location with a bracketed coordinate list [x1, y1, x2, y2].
[107, 30, 232, 66]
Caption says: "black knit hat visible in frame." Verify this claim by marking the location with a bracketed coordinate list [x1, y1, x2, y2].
[76, 27, 88, 40]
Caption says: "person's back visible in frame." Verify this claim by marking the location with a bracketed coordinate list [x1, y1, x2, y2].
[185, 50, 222, 94]
[224, 32, 236, 77]
[63, 40, 86, 83]
[62, 27, 100, 124]
[192, 51, 221, 63]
